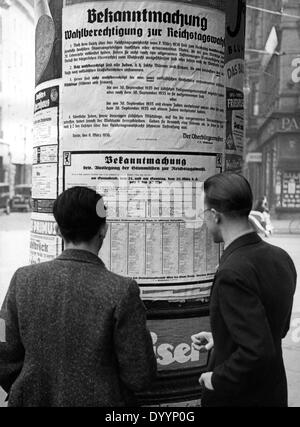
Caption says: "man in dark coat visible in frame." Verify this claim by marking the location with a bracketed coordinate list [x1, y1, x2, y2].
[192, 173, 296, 407]
[0, 187, 156, 407]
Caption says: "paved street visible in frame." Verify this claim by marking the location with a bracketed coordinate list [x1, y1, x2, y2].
[0, 213, 31, 305]
[266, 234, 300, 407]
[0, 213, 31, 407]
[0, 213, 299, 406]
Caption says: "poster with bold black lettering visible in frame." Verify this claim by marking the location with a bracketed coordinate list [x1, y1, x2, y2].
[224, 0, 245, 172]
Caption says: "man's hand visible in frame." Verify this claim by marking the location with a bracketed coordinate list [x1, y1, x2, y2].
[191, 332, 214, 352]
[199, 372, 214, 391]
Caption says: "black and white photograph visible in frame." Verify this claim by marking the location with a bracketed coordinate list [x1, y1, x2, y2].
[0, 0, 299, 412]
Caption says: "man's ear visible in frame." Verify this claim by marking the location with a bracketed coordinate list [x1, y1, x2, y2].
[211, 209, 221, 224]
[55, 224, 62, 238]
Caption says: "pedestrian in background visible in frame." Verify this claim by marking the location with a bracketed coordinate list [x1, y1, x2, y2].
[192, 173, 296, 407]
[254, 196, 274, 235]
[249, 196, 273, 237]
[0, 186, 156, 407]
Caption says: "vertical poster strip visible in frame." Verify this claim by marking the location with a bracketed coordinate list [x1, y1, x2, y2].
[31, 84, 62, 263]
[33, 1, 64, 264]
[225, 0, 246, 173]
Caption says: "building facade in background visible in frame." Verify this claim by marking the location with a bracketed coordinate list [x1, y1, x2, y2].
[245, 0, 300, 217]
[0, 142, 9, 183]
[0, 0, 34, 187]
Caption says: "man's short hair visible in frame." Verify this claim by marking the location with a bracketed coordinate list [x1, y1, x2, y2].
[53, 187, 106, 243]
[204, 173, 253, 218]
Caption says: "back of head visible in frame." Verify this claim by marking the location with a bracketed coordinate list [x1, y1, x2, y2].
[53, 186, 106, 243]
[204, 173, 253, 218]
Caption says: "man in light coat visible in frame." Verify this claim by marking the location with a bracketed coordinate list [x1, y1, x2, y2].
[0, 186, 156, 406]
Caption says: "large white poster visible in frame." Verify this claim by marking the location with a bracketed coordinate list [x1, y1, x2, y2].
[33, 0, 227, 300]
[62, 0, 225, 152]
[59, 0, 225, 299]
[63, 150, 221, 299]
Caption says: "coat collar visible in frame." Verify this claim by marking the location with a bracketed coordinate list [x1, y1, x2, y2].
[220, 232, 262, 266]
[56, 249, 105, 267]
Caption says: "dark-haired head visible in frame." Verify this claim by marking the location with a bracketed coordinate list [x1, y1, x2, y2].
[204, 173, 253, 218]
[53, 186, 106, 244]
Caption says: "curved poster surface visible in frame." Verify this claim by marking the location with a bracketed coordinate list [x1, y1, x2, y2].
[33, 0, 227, 301]
[35, 0, 56, 85]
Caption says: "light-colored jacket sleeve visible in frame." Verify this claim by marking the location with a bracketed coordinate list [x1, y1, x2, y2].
[113, 280, 157, 392]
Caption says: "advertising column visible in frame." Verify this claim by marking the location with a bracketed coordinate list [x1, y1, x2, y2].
[33, 0, 245, 404]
